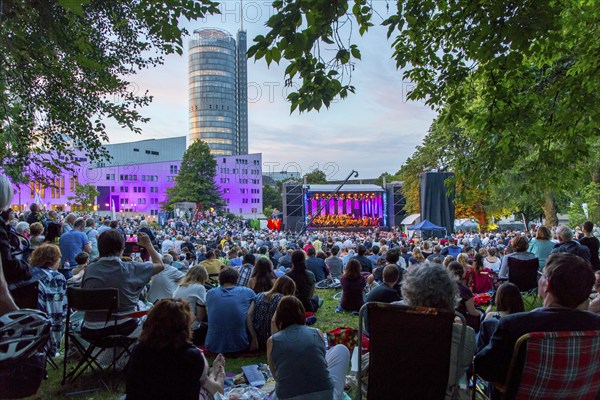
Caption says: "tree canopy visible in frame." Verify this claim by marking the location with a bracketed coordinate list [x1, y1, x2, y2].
[164, 140, 223, 211]
[263, 184, 282, 210]
[67, 183, 99, 212]
[251, 0, 600, 227]
[304, 169, 328, 184]
[1, 0, 218, 183]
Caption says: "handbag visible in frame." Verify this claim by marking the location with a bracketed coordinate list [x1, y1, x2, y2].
[192, 322, 209, 346]
[0, 351, 47, 399]
[326, 327, 370, 352]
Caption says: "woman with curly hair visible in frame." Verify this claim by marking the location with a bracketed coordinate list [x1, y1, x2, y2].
[125, 299, 225, 400]
[12, 243, 67, 354]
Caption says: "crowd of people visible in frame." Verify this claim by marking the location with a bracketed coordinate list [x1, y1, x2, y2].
[2, 172, 600, 399]
[309, 214, 381, 228]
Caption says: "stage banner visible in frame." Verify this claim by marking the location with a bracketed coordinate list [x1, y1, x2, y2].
[419, 172, 455, 234]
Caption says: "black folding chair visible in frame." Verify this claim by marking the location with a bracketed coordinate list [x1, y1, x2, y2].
[9, 280, 39, 309]
[358, 302, 466, 400]
[61, 287, 145, 393]
[507, 257, 540, 307]
[9, 280, 58, 369]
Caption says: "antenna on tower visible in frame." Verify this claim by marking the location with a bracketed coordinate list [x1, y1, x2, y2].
[240, 0, 244, 31]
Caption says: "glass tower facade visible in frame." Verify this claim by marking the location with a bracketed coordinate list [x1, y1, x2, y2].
[188, 28, 248, 155]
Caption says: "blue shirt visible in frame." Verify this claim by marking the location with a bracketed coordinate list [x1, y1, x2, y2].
[59, 230, 89, 265]
[205, 285, 255, 354]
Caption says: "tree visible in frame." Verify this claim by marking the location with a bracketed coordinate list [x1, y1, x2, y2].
[164, 140, 223, 211]
[304, 169, 327, 184]
[67, 183, 99, 212]
[263, 184, 282, 210]
[1, 0, 218, 183]
[250, 1, 600, 225]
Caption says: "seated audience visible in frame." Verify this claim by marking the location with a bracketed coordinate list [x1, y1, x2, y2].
[482, 247, 501, 273]
[237, 253, 255, 287]
[173, 266, 208, 345]
[408, 248, 425, 267]
[287, 249, 319, 312]
[325, 246, 344, 278]
[205, 268, 256, 354]
[267, 296, 350, 400]
[306, 246, 329, 282]
[248, 257, 276, 294]
[580, 221, 600, 270]
[81, 231, 163, 339]
[125, 299, 224, 400]
[337, 259, 365, 313]
[551, 224, 591, 261]
[527, 226, 554, 270]
[368, 248, 404, 285]
[12, 243, 67, 354]
[28, 222, 45, 250]
[247, 275, 296, 351]
[69, 251, 89, 284]
[475, 253, 600, 398]
[147, 254, 185, 303]
[477, 283, 524, 353]
[448, 261, 482, 332]
[465, 253, 493, 294]
[366, 265, 401, 303]
[498, 236, 538, 279]
[199, 250, 225, 276]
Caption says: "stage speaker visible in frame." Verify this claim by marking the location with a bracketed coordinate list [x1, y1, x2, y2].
[419, 172, 455, 233]
[282, 181, 305, 231]
[386, 183, 406, 228]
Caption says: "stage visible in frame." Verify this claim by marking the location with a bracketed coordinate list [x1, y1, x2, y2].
[302, 184, 386, 230]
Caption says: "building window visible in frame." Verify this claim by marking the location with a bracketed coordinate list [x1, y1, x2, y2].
[134, 148, 139, 152]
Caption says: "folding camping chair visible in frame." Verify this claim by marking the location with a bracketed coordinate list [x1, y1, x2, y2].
[9, 280, 39, 309]
[9, 280, 58, 369]
[358, 302, 466, 400]
[506, 257, 540, 307]
[61, 287, 146, 393]
[473, 330, 600, 400]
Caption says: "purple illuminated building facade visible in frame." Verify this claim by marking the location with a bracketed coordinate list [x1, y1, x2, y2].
[11, 136, 263, 219]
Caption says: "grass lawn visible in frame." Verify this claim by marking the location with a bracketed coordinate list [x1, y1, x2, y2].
[31, 288, 536, 399]
[30, 288, 356, 399]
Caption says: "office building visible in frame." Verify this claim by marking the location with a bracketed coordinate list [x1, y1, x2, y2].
[188, 28, 248, 155]
[12, 137, 263, 218]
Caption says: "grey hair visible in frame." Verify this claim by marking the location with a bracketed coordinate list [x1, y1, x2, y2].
[401, 264, 457, 310]
[556, 225, 573, 242]
[0, 175, 13, 210]
[139, 220, 148, 227]
[162, 254, 174, 265]
[15, 221, 30, 234]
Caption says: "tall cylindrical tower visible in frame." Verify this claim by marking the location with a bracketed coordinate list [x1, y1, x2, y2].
[188, 28, 237, 155]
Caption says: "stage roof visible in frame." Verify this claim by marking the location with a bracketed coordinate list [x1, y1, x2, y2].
[305, 184, 384, 193]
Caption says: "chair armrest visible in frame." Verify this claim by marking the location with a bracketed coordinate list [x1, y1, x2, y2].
[112, 310, 148, 319]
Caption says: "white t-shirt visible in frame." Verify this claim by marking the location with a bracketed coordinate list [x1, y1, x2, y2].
[161, 239, 174, 253]
[173, 283, 207, 329]
[147, 266, 185, 303]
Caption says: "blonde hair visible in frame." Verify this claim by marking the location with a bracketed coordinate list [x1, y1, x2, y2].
[443, 255, 454, 268]
[456, 253, 469, 267]
[179, 265, 208, 287]
[412, 248, 425, 263]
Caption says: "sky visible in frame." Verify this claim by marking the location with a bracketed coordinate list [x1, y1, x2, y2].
[105, 1, 437, 180]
